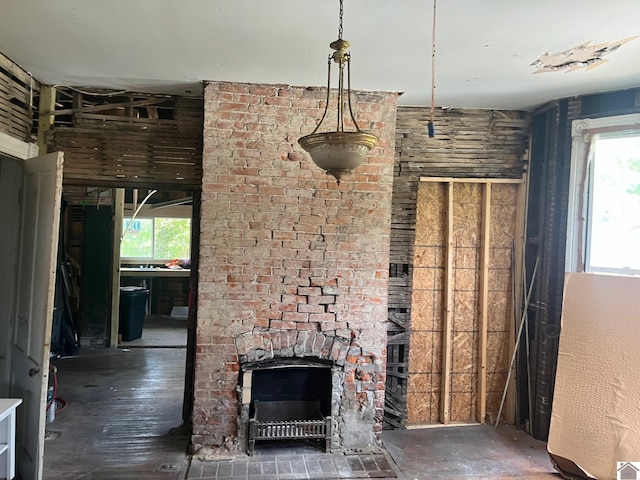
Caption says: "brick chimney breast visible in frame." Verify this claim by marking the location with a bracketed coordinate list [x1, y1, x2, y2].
[192, 81, 398, 452]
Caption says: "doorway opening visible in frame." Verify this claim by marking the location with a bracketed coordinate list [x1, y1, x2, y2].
[117, 188, 193, 349]
[43, 185, 200, 477]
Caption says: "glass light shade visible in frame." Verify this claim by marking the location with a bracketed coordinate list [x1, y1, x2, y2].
[298, 131, 378, 183]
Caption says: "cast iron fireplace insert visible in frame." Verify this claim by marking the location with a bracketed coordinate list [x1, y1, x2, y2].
[248, 399, 331, 455]
[245, 359, 332, 455]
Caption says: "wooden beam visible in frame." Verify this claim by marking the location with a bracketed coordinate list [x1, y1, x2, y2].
[477, 182, 491, 423]
[0, 51, 39, 88]
[440, 181, 454, 425]
[109, 188, 125, 348]
[420, 177, 524, 184]
[506, 177, 528, 422]
[37, 85, 56, 153]
[41, 97, 170, 117]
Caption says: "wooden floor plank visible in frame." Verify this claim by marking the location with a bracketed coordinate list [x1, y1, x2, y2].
[43, 347, 188, 479]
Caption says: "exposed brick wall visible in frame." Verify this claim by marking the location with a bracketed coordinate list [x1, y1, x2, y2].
[192, 81, 398, 450]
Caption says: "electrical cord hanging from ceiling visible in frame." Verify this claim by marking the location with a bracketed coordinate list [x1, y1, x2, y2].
[428, 0, 437, 138]
[121, 189, 157, 241]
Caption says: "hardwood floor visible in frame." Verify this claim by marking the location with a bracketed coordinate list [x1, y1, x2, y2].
[120, 315, 188, 348]
[43, 347, 189, 479]
[40, 320, 555, 480]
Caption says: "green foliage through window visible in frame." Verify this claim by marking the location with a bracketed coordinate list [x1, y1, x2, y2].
[121, 217, 191, 260]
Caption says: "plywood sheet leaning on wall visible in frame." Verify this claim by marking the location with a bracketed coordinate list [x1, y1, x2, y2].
[548, 273, 640, 480]
[407, 178, 522, 426]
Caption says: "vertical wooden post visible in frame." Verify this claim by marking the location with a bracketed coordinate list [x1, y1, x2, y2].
[477, 182, 491, 423]
[109, 188, 125, 348]
[37, 86, 56, 154]
[440, 182, 454, 424]
[506, 177, 528, 422]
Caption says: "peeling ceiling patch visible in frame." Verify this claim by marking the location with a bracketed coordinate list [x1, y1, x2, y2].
[531, 36, 638, 73]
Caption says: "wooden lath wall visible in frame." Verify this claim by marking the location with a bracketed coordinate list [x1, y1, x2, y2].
[0, 51, 39, 142]
[45, 88, 203, 189]
[385, 107, 530, 428]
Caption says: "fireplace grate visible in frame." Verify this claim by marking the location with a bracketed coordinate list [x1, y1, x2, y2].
[248, 400, 331, 455]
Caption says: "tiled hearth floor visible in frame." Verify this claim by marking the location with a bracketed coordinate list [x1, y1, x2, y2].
[187, 450, 397, 480]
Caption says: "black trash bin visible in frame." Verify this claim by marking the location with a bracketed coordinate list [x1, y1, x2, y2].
[119, 286, 149, 341]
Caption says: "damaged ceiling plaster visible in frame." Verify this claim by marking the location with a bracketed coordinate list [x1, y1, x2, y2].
[531, 36, 638, 73]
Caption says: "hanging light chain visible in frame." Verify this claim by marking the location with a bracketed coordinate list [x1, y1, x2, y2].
[297, 0, 378, 184]
[338, 0, 344, 40]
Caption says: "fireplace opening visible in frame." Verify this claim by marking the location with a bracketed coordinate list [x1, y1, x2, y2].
[249, 361, 332, 416]
[243, 358, 333, 454]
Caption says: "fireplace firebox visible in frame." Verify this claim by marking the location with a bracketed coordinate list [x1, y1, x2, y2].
[241, 359, 333, 455]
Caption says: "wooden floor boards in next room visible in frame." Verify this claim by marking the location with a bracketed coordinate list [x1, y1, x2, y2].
[43, 346, 189, 480]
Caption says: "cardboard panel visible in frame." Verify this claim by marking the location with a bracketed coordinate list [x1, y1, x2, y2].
[548, 273, 640, 480]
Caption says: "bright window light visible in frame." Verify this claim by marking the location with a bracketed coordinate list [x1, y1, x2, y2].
[121, 217, 191, 260]
[586, 133, 640, 275]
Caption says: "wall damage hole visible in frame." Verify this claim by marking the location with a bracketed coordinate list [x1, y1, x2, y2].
[531, 36, 638, 73]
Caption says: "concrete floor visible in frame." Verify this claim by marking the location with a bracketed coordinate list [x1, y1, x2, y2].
[382, 425, 558, 479]
[42, 326, 558, 480]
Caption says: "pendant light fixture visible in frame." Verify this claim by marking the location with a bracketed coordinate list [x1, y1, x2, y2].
[298, 0, 378, 184]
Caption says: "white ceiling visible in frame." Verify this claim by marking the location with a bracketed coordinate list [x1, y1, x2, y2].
[1, 0, 639, 111]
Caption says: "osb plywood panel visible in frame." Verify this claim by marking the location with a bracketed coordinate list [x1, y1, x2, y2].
[407, 181, 445, 423]
[409, 289, 442, 331]
[386, 107, 529, 428]
[414, 181, 447, 246]
[407, 180, 519, 425]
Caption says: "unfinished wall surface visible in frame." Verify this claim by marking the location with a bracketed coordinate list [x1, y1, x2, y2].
[47, 88, 203, 189]
[194, 81, 398, 450]
[0, 51, 38, 143]
[385, 107, 530, 427]
[408, 180, 520, 425]
[526, 87, 640, 440]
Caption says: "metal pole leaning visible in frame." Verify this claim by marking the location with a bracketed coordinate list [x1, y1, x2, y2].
[495, 256, 539, 428]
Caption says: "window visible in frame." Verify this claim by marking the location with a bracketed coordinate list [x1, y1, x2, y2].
[121, 217, 191, 260]
[567, 114, 640, 275]
[586, 133, 640, 275]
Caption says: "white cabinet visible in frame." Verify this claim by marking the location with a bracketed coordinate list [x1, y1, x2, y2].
[0, 399, 22, 480]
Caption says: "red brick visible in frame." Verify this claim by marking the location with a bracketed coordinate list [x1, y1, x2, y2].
[282, 312, 309, 323]
[297, 287, 322, 296]
[196, 80, 396, 448]
[297, 304, 325, 314]
[296, 322, 319, 331]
